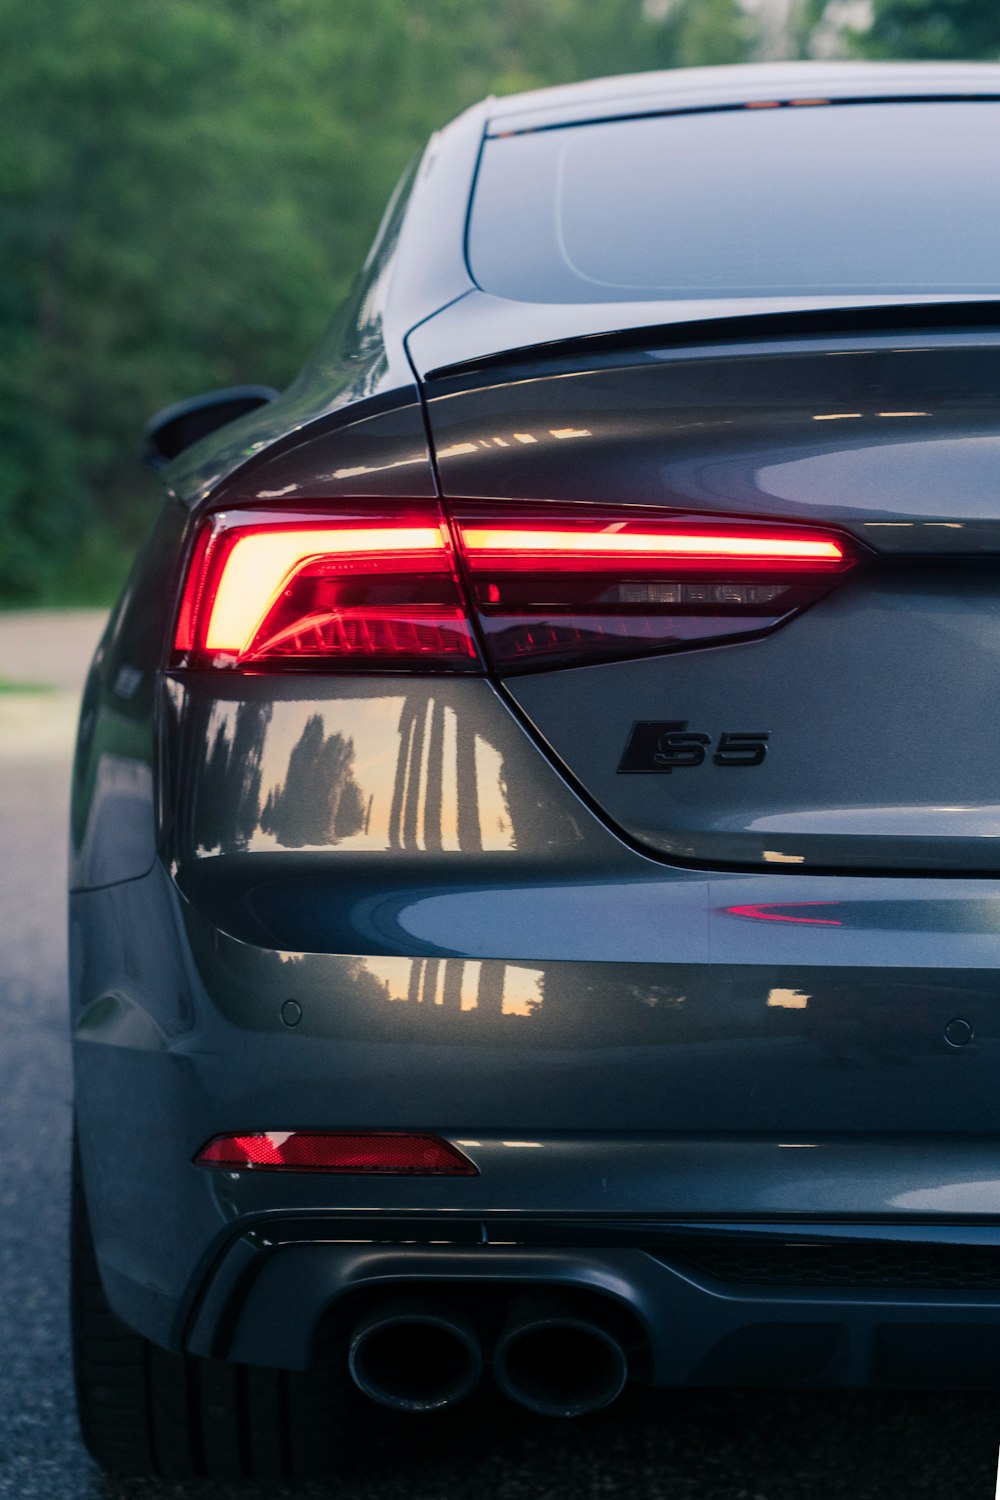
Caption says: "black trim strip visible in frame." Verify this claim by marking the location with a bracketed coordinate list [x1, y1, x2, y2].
[244, 1213, 1000, 1252]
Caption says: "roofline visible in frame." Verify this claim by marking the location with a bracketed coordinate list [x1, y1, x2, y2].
[486, 61, 1000, 135]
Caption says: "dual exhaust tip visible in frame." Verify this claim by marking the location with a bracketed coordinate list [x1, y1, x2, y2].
[348, 1294, 628, 1418]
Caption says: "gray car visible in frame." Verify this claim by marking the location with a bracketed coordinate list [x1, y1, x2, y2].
[71, 60, 1000, 1481]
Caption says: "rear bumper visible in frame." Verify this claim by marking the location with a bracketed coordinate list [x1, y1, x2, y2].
[77, 1061, 1000, 1386]
[191, 1212, 1000, 1390]
[71, 851, 1000, 1385]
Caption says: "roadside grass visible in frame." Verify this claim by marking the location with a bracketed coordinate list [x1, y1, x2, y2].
[0, 679, 55, 694]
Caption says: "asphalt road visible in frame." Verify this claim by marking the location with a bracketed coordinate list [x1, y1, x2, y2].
[1, 609, 999, 1499]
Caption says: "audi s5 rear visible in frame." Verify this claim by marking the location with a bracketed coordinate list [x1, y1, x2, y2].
[70, 61, 1000, 1480]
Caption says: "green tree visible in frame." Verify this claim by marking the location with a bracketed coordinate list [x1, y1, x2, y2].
[810, 0, 1000, 59]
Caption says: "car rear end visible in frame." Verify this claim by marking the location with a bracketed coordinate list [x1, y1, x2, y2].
[71, 66, 1000, 1479]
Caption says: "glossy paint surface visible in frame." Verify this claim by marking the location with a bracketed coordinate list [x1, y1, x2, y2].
[209, 396, 436, 505]
[71, 854, 1000, 1354]
[70, 501, 187, 889]
[424, 337, 1000, 872]
[164, 675, 601, 872]
[424, 336, 1000, 547]
[511, 572, 1000, 871]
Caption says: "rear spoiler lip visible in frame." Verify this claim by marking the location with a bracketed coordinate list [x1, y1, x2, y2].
[415, 292, 1000, 383]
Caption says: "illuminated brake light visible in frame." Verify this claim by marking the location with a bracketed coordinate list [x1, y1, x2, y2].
[195, 1131, 478, 1174]
[171, 502, 863, 674]
[452, 507, 862, 672]
[172, 507, 479, 671]
[206, 526, 447, 651]
[460, 527, 845, 566]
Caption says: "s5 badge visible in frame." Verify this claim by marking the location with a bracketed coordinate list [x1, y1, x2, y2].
[618, 721, 769, 774]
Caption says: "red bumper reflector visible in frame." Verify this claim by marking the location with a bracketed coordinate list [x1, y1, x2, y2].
[195, 1131, 478, 1175]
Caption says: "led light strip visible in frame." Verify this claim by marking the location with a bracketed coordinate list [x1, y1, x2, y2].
[459, 527, 845, 561]
[206, 525, 447, 651]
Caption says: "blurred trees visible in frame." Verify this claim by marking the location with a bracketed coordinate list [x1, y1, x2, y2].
[804, 0, 1000, 59]
[0, 0, 752, 603]
[857, 0, 1000, 58]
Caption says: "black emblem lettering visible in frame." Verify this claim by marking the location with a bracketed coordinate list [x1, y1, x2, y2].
[619, 722, 769, 774]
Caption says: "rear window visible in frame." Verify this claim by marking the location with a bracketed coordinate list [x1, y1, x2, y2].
[468, 102, 1000, 303]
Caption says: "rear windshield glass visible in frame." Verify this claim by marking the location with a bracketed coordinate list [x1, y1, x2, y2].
[468, 102, 1000, 303]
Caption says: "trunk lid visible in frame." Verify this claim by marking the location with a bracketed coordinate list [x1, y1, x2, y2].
[423, 322, 1000, 873]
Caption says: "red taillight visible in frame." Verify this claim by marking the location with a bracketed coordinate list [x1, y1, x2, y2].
[195, 1131, 478, 1174]
[458, 525, 846, 568]
[452, 506, 860, 672]
[172, 502, 862, 673]
[172, 506, 479, 671]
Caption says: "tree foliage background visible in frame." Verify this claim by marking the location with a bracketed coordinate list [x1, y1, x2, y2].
[845, 0, 1000, 60]
[0, 0, 752, 603]
[3, 0, 999, 603]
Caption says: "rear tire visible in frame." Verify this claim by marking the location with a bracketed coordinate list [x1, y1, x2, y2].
[71, 1139, 356, 1480]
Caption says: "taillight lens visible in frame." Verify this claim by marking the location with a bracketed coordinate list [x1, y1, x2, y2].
[172, 502, 861, 673]
[452, 506, 861, 672]
[195, 1131, 478, 1174]
[172, 506, 479, 671]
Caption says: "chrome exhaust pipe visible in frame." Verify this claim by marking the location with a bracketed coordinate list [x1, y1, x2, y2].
[493, 1295, 628, 1418]
[348, 1298, 483, 1412]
